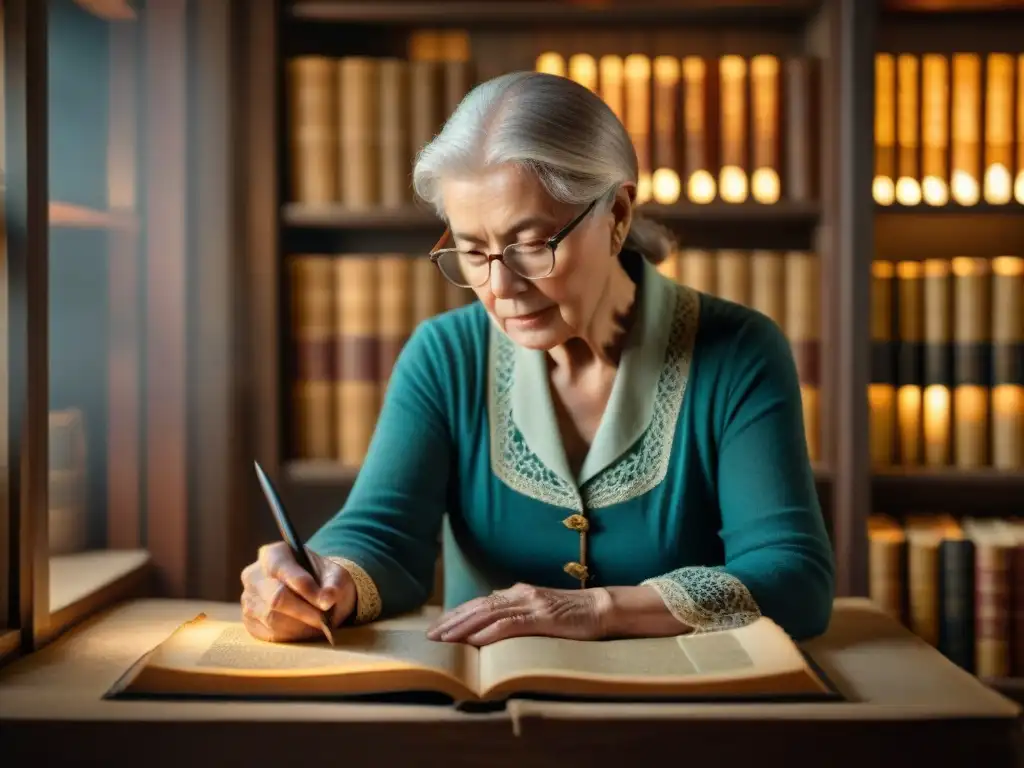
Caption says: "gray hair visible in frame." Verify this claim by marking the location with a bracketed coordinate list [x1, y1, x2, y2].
[411, 70, 675, 265]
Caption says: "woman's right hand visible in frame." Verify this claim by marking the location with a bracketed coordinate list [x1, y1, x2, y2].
[240, 542, 357, 642]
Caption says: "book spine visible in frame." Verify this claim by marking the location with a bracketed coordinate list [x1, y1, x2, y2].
[336, 256, 379, 468]
[679, 248, 715, 294]
[870, 260, 897, 466]
[715, 250, 749, 306]
[938, 537, 976, 672]
[749, 250, 786, 328]
[868, 519, 907, 623]
[682, 56, 717, 204]
[974, 538, 1011, 679]
[750, 54, 780, 205]
[907, 538, 941, 647]
[377, 59, 411, 208]
[896, 260, 924, 464]
[785, 250, 820, 464]
[1011, 542, 1024, 676]
[874, 53, 896, 205]
[377, 255, 412, 397]
[896, 54, 920, 204]
[409, 59, 444, 161]
[652, 55, 680, 205]
[289, 255, 336, 461]
[952, 257, 991, 468]
[718, 55, 748, 202]
[923, 258, 953, 465]
[991, 256, 1023, 469]
[338, 57, 380, 210]
[411, 258, 447, 326]
[783, 56, 819, 203]
[287, 56, 338, 204]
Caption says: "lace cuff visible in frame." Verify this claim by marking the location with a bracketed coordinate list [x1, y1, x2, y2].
[641, 566, 761, 633]
[326, 557, 383, 624]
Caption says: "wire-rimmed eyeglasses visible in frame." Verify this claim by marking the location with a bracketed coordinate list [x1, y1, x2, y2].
[428, 199, 598, 288]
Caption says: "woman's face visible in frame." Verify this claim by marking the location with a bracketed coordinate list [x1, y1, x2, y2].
[439, 164, 630, 350]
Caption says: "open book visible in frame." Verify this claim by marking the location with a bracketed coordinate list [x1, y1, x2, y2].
[107, 612, 834, 703]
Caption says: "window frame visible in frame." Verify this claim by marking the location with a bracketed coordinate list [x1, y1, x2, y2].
[2, 0, 50, 659]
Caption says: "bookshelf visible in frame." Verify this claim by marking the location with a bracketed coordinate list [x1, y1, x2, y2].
[239, 0, 1020, 702]
[867, 2, 1024, 704]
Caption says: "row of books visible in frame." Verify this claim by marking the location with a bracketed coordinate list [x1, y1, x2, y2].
[869, 256, 1023, 469]
[288, 254, 474, 466]
[287, 250, 821, 467]
[287, 54, 474, 209]
[868, 514, 1024, 678]
[533, 52, 819, 206]
[873, 52, 1024, 207]
[285, 51, 821, 209]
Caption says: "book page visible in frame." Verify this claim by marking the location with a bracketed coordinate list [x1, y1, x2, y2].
[147, 615, 478, 689]
[478, 618, 810, 695]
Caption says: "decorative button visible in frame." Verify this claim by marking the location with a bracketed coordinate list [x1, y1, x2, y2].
[562, 514, 589, 532]
[563, 561, 589, 581]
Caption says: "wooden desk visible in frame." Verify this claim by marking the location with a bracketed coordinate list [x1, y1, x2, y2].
[0, 597, 1020, 767]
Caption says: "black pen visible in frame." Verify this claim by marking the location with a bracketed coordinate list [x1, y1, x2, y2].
[253, 460, 336, 646]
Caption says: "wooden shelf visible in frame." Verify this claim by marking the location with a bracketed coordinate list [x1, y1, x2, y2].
[984, 676, 1024, 706]
[282, 200, 822, 252]
[872, 467, 1024, 514]
[49, 202, 137, 232]
[287, 0, 821, 26]
[875, 202, 1024, 215]
[284, 200, 822, 230]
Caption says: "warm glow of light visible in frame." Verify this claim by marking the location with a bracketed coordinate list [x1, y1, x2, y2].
[598, 55, 625, 121]
[652, 168, 681, 204]
[922, 176, 949, 206]
[951, 169, 980, 206]
[895, 177, 922, 206]
[992, 255, 1024, 277]
[568, 53, 597, 91]
[873, 177, 896, 206]
[897, 386, 922, 464]
[687, 169, 717, 204]
[719, 166, 748, 203]
[535, 52, 565, 76]
[984, 163, 1013, 205]
[751, 169, 780, 204]
[923, 385, 951, 465]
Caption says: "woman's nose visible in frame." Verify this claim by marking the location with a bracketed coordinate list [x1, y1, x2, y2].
[488, 259, 526, 299]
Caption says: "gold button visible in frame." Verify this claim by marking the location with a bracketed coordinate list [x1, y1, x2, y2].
[563, 561, 589, 581]
[562, 514, 589, 532]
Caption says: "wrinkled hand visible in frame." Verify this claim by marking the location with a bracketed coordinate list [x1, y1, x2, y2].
[426, 583, 612, 646]
[240, 542, 356, 643]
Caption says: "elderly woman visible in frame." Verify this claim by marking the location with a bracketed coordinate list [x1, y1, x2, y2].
[241, 71, 835, 647]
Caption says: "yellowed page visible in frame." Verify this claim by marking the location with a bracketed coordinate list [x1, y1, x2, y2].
[478, 617, 824, 698]
[120, 613, 479, 700]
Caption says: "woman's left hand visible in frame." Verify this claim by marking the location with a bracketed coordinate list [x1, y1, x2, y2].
[426, 582, 612, 646]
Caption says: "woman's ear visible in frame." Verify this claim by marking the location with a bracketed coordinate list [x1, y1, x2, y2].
[610, 183, 635, 252]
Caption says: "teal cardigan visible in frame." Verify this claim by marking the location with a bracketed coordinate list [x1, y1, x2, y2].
[307, 253, 835, 640]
